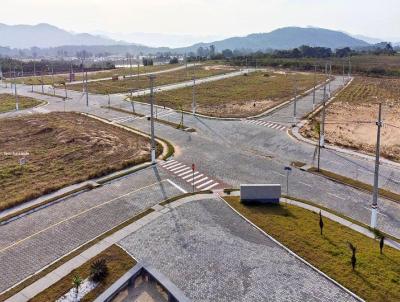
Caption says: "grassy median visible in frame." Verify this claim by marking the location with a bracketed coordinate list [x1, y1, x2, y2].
[129, 71, 325, 118]
[0, 93, 42, 113]
[224, 196, 400, 302]
[30, 245, 136, 302]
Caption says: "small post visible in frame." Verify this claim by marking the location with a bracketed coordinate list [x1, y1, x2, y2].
[85, 71, 88, 107]
[192, 76, 196, 115]
[148, 74, 156, 164]
[284, 166, 292, 195]
[14, 76, 19, 111]
[371, 103, 382, 229]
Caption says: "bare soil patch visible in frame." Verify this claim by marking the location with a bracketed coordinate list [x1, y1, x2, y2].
[130, 71, 325, 118]
[301, 76, 400, 162]
[0, 112, 155, 210]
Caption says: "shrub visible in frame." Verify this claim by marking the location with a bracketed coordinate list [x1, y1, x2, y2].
[89, 259, 109, 283]
[348, 242, 357, 271]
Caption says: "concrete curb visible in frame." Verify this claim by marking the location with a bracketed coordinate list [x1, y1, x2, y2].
[217, 194, 365, 302]
[4, 193, 211, 302]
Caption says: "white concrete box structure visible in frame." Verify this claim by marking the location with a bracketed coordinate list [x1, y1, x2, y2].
[240, 184, 281, 203]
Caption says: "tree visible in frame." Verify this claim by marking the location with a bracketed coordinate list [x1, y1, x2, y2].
[222, 49, 233, 59]
[348, 243, 357, 271]
[380, 236, 385, 254]
[169, 57, 179, 64]
[72, 275, 83, 296]
[90, 259, 109, 283]
[209, 45, 216, 58]
[319, 211, 324, 235]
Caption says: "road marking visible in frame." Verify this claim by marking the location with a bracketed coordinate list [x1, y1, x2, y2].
[174, 167, 190, 174]
[166, 179, 187, 194]
[197, 179, 214, 189]
[0, 180, 168, 254]
[203, 182, 219, 190]
[160, 160, 176, 166]
[164, 162, 182, 170]
[182, 171, 199, 179]
[299, 181, 312, 188]
[328, 192, 345, 200]
[187, 174, 204, 183]
[192, 177, 209, 185]
[178, 170, 193, 177]
[169, 164, 186, 172]
[272, 170, 285, 177]
[243, 119, 287, 132]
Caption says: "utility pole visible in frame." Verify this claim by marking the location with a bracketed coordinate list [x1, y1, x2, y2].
[312, 65, 317, 109]
[328, 62, 332, 95]
[41, 70, 44, 93]
[317, 122, 322, 171]
[192, 76, 196, 115]
[371, 103, 382, 229]
[320, 82, 327, 147]
[14, 73, 19, 111]
[292, 74, 298, 126]
[342, 61, 345, 86]
[185, 53, 188, 78]
[51, 64, 55, 95]
[348, 56, 352, 77]
[148, 74, 156, 164]
[85, 71, 89, 107]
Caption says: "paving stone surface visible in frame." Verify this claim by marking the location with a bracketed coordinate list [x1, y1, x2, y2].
[119, 197, 359, 302]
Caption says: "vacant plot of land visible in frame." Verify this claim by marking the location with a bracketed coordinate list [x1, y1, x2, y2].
[0, 93, 42, 113]
[130, 71, 325, 118]
[0, 112, 156, 210]
[301, 76, 400, 162]
[224, 196, 400, 302]
[12, 64, 180, 85]
[67, 64, 236, 94]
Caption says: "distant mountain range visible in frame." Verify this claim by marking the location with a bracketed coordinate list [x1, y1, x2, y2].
[176, 27, 369, 53]
[0, 23, 397, 56]
[0, 23, 127, 48]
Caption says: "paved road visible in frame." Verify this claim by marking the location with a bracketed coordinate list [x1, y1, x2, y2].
[0, 167, 183, 293]
[1, 72, 399, 293]
[119, 195, 359, 302]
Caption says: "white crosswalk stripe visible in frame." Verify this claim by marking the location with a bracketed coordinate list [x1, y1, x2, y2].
[243, 119, 287, 131]
[159, 160, 221, 191]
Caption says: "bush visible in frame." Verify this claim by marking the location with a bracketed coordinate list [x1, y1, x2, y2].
[89, 259, 109, 283]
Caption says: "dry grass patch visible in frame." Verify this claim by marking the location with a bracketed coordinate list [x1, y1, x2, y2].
[130, 71, 325, 118]
[0, 112, 158, 210]
[0, 93, 42, 113]
[30, 245, 136, 302]
[67, 64, 235, 94]
[224, 196, 400, 302]
[301, 76, 400, 162]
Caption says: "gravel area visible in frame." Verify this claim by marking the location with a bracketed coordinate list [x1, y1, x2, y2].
[119, 197, 359, 302]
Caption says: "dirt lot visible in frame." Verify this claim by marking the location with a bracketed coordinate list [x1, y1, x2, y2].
[66, 64, 236, 94]
[301, 76, 400, 161]
[0, 93, 42, 113]
[130, 71, 325, 118]
[11, 64, 180, 85]
[0, 112, 156, 210]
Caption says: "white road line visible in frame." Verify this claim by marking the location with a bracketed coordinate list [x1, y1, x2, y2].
[266, 122, 272, 127]
[272, 170, 285, 177]
[192, 177, 209, 185]
[186, 174, 204, 183]
[197, 179, 214, 189]
[183, 171, 199, 180]
[164, 162, 182, 169]
[299, 181, 312, 188]
[166, 179, 187, 194]
[328, 192, 345, 200]
[203, 182, 220, 190]
[271, 124, 278, 129]
[162, 161, 178, 168]
[174, 167, 190, 174]
[178, 170, 193, 177]
[259, 121, 268, 126]
[169, 164, 186, 172]
[160, 159, 176, 167]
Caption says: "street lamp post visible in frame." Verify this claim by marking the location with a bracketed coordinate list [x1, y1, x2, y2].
[148, 74, 156, 164]
[284, 166, 292, 195]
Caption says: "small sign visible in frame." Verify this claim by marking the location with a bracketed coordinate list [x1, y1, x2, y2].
[19, 157, 26, 165]
[192, 163, 195, 171]
[284, 166, 292, 171]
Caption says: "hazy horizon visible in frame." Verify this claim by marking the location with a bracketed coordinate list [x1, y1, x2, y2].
[1, 0, 400, 43]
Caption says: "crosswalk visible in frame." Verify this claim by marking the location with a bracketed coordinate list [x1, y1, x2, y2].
[159, 160, 220, 191]
[243, 119, 287, 131]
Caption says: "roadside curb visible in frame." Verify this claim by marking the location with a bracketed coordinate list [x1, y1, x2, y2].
[218, 194, 365, 302]
[3, 193, 212, 302]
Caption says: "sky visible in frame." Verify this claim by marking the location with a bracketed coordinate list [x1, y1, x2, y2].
[1, 0, 400, 41]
